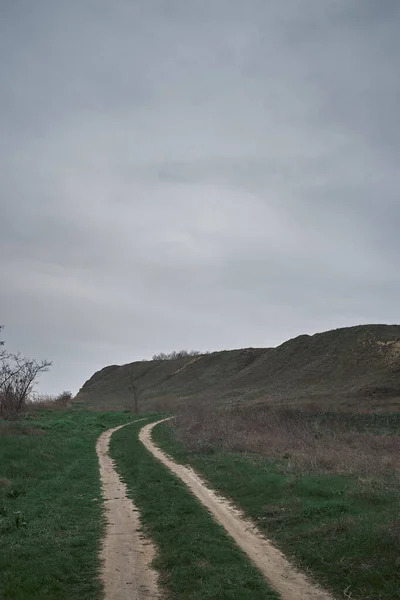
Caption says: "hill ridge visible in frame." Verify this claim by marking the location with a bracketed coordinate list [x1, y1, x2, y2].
[75, 324, 400, 412]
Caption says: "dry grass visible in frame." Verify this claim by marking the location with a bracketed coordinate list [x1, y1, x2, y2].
[0, 422, 46, 436]
[172, 404, 400, 475]
[0, 391, 73, 419]
[81, 404, 129, 412]
[388, 517, 400, 542]
[29, 391, 73, 410]
[158, 405, 400, 600]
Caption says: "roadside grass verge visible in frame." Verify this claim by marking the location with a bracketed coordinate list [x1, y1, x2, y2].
[0, 409, 143, 600]
[110, 420, 279, 600]
[153, 408, 400, 600]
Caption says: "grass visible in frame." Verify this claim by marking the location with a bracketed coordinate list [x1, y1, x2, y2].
[110, 419, 279, 600]
[3, 402, 398, 599]
[0, 408, 143, 600]
[153, 409, 400, 600]
[171, 405, 400, 475]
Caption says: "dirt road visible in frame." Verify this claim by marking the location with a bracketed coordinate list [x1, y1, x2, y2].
[140, 419, 335, 600]
[96, 421, 160, 600]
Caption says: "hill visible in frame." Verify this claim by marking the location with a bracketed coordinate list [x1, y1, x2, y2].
[74, 324, 400, 412]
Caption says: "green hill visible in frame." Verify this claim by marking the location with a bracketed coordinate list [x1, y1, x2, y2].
[74, 325, 400, 413]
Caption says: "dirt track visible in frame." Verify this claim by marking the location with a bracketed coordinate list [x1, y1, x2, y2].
[96, 421, 160, 600]
[140, 419, 335, 600]
[97, 418, 335, 600]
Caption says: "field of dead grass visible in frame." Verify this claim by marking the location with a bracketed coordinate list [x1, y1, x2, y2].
[171, 404, 400, 475]
[155, 405, 400, 600]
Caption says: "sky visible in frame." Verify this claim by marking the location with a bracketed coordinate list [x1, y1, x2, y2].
[1, 1, 400, 395]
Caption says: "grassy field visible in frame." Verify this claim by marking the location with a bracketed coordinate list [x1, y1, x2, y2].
[2, 404, 399, 600]
[0, 409, 142, 600]
[154, 408, 400, 600]
[110, 419, 279, 600]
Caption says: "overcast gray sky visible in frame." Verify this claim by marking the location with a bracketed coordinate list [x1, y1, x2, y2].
[1, 1, 400, 395]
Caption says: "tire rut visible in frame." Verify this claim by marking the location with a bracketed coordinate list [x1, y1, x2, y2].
[97, 421, 160, 600]
[139, 419, 335, 600]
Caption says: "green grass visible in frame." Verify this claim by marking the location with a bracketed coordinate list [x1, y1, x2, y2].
[3, 406, 397, 600]
[0, 409, 144, 600]
[110, 420, 278, 600]
[154, 422, 400, 600]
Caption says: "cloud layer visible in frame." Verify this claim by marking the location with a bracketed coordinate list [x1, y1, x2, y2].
[1, 1, 400, 393]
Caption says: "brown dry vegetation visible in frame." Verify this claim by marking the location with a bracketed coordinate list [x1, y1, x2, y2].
[29, 391, 73, 410]
[171, 404, 400, 475]
[0, 422, 46, 436]
[159, 406, 400, 600]
[0, 391, 74, 421]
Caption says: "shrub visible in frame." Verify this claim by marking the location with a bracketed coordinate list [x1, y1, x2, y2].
[152, 350, 201, 361]
[30, 391, 73, 410]
[0, 326, 52, 418]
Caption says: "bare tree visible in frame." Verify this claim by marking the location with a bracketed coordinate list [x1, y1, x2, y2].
[0, 325, 5, 357]
[128, 369, 140, 414]
[0, 326, 52, 417]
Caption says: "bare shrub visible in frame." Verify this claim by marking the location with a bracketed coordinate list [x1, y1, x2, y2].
[171, 404, 400, 475]
[55, 391, 73, 407]
[0, 326, 52, 418]
[30, 391, 73, 410]
[152, 349, 201, 361]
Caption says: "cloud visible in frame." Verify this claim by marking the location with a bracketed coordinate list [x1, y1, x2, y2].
[1, 1, 400, 394]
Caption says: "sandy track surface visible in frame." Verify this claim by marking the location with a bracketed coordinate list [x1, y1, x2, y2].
[140, 419, 335, 600]
[97, 421, 160, 600]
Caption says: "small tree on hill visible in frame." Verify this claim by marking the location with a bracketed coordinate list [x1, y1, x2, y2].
[129, 369, 140, 414]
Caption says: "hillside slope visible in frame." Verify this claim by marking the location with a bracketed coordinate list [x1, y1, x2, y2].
[74, 325, 400, 412]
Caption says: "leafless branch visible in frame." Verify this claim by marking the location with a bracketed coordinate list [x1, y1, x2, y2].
[0, 326, 52, 417]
